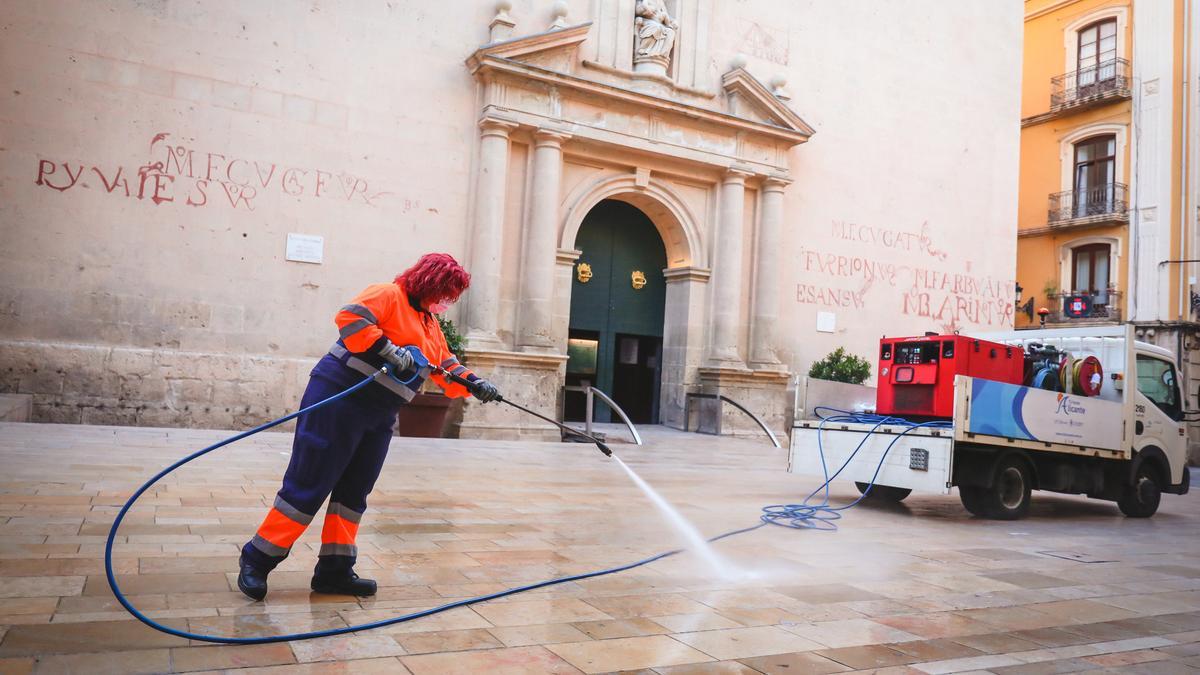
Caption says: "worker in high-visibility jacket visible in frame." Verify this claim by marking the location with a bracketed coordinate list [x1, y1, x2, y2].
[237, 253, 500, 600]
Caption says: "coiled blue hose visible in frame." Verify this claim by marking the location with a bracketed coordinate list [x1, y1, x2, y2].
[105, 377, 915, 644]
[759, 406, 954, 531]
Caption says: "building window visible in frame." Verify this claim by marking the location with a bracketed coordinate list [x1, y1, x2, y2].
[1071, 242, 1110, 305]
[1077, 18, 1117, 89]
[1073, 134, 1116, 216]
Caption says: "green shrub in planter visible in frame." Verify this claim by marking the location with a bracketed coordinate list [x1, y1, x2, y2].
[808, 347, 871, 384]
[438, 316, 466, 363]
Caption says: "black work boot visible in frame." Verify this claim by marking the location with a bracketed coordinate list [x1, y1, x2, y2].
[310, 570, 377, 597]
[237, 556, 269, 601]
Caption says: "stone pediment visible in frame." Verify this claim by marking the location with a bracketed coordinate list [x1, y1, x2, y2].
[465, 23, 812, 175]
[467, 22, 592, 74]
[721, 68, 816, 137]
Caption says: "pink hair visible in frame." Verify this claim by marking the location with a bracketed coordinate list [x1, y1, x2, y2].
[395, 253, 471, 303]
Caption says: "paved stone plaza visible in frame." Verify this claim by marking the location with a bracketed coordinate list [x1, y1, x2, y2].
[0, 422, 1198, 674]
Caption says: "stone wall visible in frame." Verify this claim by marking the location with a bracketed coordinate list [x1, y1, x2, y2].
[0, 340, 310, 429]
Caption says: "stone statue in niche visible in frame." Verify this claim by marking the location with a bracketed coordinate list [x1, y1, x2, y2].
[634, 0, 677, 76]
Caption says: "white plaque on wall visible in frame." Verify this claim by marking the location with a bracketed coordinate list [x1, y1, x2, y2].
[816, 311, 836, 333]
[285, 233, 324, 264]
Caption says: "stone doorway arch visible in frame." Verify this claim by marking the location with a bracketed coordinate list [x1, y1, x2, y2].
[560, 173, 706, 269]
[558, 175, 711, 431]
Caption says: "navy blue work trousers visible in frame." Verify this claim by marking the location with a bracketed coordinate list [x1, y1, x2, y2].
[241, 372, 398, 575]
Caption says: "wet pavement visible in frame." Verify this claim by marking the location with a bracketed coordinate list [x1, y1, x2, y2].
[0, 421, 1198, 673]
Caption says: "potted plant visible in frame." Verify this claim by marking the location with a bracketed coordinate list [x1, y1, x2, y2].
[395, 316, 467, 438]
[808, 347, 872, 384]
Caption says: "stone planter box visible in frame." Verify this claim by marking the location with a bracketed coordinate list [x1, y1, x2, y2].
[395, 393, 462, 438]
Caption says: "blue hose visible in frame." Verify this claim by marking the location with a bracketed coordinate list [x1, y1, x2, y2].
[105, 377, 913, 644]
[759, 407, 954, 531]
[103, 372, 767, 644]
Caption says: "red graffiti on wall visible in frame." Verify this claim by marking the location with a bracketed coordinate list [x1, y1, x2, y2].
[34, 133, 394, 211]
[796, 220, 1015, 328]
[831, 220, 949, 261]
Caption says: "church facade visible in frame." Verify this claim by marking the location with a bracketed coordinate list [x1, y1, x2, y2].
[0, 1, 1022, 438]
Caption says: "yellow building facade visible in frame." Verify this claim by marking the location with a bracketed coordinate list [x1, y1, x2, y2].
[1017, 0, 1199, 462]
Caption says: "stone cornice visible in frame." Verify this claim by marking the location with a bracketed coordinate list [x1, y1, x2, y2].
[462, 348, 569, 367]
[468, 56, 814, 147]
[698, 366, 791, 384]
[580, 59, 717, 99]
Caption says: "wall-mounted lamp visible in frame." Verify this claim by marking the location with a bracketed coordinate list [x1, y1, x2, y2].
[1015, 282, 1034, 321]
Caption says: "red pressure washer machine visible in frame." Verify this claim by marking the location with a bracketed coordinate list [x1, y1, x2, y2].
[876, 333, 1025, 419]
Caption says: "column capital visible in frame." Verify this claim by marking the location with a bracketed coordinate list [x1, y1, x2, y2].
[478, 116, 519, 136]
[533, 127, 573, 147]
[722, 166, 755, 185]
[761, 175, 793, 192]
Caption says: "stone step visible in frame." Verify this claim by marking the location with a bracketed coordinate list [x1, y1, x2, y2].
[0, 394, 33, 423]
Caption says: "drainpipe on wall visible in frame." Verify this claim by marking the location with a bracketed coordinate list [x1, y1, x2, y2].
[1129, 19, 1140, 324]
[1180, 0, 1194, 325]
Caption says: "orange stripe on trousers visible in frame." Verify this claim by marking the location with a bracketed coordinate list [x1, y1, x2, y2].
[255, 507, 309, 549]
[321, 513, 360, 546]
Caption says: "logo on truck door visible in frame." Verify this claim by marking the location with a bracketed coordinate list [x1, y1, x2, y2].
[1055, 393, 1087, 416]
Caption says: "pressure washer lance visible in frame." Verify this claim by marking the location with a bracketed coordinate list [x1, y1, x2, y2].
[379, 362, 613, 457]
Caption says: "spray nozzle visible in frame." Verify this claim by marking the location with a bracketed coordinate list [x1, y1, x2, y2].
[434, 364, 613, 460]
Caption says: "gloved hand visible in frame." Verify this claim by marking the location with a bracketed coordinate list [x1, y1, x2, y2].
[471, 379, 501, 403]
[377, 341, 415, 373]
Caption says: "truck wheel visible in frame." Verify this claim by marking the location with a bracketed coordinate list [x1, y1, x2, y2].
[976, 456, 1032, 520]
[1118, 463, 1162, 518]
[855, 482, 912, 502]
[959, 486, 987, 516]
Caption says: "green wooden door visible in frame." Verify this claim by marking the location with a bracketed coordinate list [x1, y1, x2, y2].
[566, 200, 667, 423]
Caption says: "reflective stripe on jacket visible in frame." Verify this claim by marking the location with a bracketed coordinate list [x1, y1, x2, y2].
[334, 282, 475, 399]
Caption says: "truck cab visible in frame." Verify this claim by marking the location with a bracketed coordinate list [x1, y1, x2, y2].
[1128, 342, 1191, 508]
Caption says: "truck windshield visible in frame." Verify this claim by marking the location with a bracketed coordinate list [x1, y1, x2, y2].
[1135, 355, 1182, 420]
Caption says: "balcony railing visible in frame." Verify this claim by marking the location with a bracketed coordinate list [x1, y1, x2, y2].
[1046, 290, 1123, 323]
[1051, 58, 1131, 111]
[1048, 182, 1128, 225]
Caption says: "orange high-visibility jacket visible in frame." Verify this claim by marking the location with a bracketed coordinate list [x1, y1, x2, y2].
[335, 282, 475, 398]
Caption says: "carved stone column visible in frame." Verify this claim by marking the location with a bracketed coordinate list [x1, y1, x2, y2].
[749, 176, 790, 370]
[518, 128, 572, 352]
[708, 168, 752, 366]
[465, 117, 518, 349]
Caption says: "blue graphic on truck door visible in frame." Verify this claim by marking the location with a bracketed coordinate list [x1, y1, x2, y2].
[969, 379, 1035, 439]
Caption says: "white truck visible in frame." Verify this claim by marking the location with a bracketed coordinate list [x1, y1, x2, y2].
[790, 325, 1191, 519]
